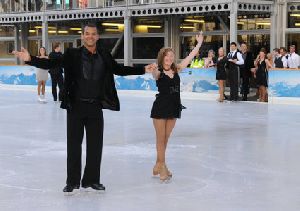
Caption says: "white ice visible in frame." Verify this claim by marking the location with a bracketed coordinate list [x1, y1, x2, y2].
[0, 85, 300, 211]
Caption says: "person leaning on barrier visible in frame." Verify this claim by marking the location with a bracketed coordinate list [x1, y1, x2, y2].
[287, 45, 300, 69]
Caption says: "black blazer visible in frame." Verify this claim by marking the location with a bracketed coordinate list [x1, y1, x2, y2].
[242, 51, 254, 71]
[26, 44, 145, 111]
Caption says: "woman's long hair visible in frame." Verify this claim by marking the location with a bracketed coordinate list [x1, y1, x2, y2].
[38, 47, 47, 57]
[157, 47, 178, 73]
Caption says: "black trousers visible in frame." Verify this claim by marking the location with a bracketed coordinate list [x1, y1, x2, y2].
[50, 73, 64, 101]
[66, 102, 104, 186]
[228, 67, 239, 101]
[240, 68, 250, 95]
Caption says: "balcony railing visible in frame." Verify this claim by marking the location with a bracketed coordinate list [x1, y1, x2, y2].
[0, 0, 213, 14]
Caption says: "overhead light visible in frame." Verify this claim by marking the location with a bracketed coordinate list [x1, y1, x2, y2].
[184, 19, 205, 23]
[48, 30, 57, 34]
[136, 25, 162, 28]
[237, 22, 245, 25]
[70, 28, 82, 31]
[290, 14, 300, 17]
[105, 29, 121, 32]
[34, 26, 56, 29]
[295, 23, 300, 26]
[29, 29, 36, 33]
[78, 31, 82, 34]
[180, 26, 195, 29]
[255, 22, 271, 26]
[102, 23, 124, 27]
[58, 30, 68, 34]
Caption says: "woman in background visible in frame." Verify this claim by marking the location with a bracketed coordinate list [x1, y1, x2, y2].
[216, 47, 227, 102]
[204, 49, 216, 68]
[35, 47, 49, 103]
[254, 50, 272, 102]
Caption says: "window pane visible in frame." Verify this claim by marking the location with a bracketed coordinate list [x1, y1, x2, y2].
[237, 16, 270, 30]
[287, 34, 300, 54]
[180, 15, 224, 33]
[0, 41, 14, 58]
[180, 36, 223, 59]
[133, 17, 164, 33]
[28, 40, 39, 56]
[98, 38, 124, 59]
[0, 26, 14, 37]
[133, 37, 164, 59]
[288, 12, 300, 28]
[238, 34, 270, 56]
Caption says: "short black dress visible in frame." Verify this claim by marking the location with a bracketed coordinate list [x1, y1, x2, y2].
[151, 70, 182, 119]
[256, 60, 268, 87]
[216, 56, 227, 80]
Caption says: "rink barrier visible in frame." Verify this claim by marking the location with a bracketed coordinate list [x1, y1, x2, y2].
[1, 66, 300, 104]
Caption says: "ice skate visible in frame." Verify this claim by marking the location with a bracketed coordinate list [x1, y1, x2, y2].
[159, 164, 172, 182]
[153, 163, 172, 178]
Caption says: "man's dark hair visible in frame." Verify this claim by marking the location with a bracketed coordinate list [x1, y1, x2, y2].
[230, 42, 237, 46]
[83, 22, 99, 34]
[273, 48, 280, 53]
[240, 42, 247, 46]
[280, 47, 287, 52]
[53, 42, 61, 51]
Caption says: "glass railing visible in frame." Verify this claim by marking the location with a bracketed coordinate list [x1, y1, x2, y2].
[0, 0, 269, 14]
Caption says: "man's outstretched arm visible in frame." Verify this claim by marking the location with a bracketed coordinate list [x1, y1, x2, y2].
[13, 47, 64, 69]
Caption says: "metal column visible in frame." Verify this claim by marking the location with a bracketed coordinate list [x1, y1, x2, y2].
[14, 24, 21, 64]
[42, 19, 49, 51]
[230, 0, 238, 43]
[270, 1, 278, 52]
[124, 14, 132, 66]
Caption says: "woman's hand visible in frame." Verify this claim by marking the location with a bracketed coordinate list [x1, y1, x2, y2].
[145, 63, 157, 73]
[12, 47, 31, 62]
[195, 31, 204, 45]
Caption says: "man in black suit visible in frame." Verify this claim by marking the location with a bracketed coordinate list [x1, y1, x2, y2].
[13, 23, 155, 193]
[227, 42, 244, 101]
[239, 43, 254, 101]
[48, 43, 64, 102]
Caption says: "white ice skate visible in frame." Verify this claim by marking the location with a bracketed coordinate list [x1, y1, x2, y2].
[38, 95, 47, 104]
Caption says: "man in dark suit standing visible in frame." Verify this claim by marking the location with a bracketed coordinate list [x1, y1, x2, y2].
[48, 43, 64, 102]
[227, 42, 244, 101]
[239, 43, 254, 101]
[13, 23, 155, 194]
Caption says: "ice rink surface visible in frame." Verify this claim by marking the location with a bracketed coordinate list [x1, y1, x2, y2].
[0, 86, 300, 211]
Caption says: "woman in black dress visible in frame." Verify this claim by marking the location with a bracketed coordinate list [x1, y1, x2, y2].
[216, 47, 227, 102]
[254, 50, 272, 102]
[150, 32, 204, 181]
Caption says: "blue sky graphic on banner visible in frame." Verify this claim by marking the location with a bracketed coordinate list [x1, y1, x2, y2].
[0, 66, 219, 93]
[269, 70, 300, 97]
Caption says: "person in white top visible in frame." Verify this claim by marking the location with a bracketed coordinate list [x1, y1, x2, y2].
[287, 45, 300, 69]
[227, 42, 244, 101]
[279, 47, 288, 68]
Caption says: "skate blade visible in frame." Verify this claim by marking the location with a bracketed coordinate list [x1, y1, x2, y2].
[160, 176, 172, 184]
[81, 188, 105, 194]
[63, 189, 80, 196]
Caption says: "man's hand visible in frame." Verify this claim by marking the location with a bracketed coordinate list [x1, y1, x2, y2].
[228, 59, 237, 63]
[12, 47, 31, 62]
[144, 63, 158, 73]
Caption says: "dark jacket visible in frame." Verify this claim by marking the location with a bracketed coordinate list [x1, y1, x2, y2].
[241, 52, 254, 71]
[48, 51, 64, 75]
[26, 44, 145, 111]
